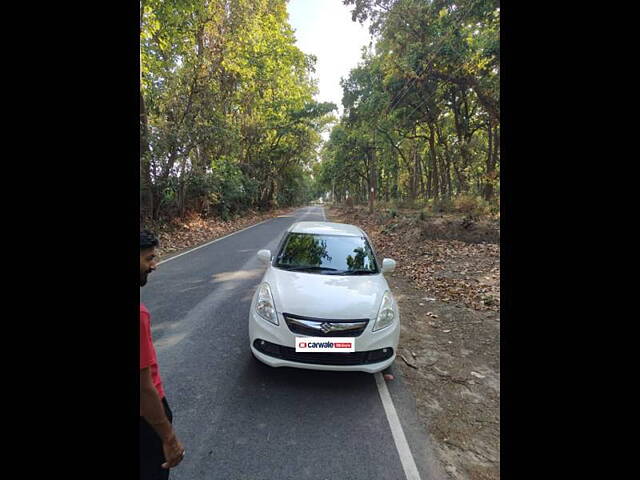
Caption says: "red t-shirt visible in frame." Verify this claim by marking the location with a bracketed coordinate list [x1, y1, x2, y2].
[140, 303, 165, 400]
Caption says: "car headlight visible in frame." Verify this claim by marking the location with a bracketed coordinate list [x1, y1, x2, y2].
[255, 283, 278, 325]
[373, 291, 395, 332]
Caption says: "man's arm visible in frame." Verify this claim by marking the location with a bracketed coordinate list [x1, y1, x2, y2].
[140, 367, 184, 469]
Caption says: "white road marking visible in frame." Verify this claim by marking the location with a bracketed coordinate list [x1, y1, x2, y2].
[375, 372, 422, 480]
[158, 204, 325, 266]
[321, 206, 421, 476]
[320, 207, 418, 477]
[158, 205, 323, 266]
[158, 218, 273, 265]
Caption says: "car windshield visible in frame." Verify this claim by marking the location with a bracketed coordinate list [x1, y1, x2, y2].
[274, 233, 379, 275]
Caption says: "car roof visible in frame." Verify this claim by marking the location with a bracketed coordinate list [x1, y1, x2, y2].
[288, 221, 365, 237]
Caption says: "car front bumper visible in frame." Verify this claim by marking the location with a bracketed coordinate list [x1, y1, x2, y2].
[248, 308, 400, 373]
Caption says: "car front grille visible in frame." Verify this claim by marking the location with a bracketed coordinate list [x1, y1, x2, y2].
[253, 339, 394, 366]
[283, 313, 369, 337]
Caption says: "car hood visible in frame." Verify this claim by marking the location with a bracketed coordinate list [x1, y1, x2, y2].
[264, 267, 389, 320]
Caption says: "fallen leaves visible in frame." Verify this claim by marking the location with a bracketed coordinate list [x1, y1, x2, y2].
[330, 206, 500, 313]
[142, 208, 294, 260]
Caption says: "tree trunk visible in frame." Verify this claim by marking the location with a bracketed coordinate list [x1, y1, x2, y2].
[494, 124, 500, 197]
[420, 150, 429, 197]
[177, 155, 189, 218]
[437, 122, 454, 198]
[384, 167, 390, 202]
[413, 130, 425, 199]
[369, 146, 376, 214]
[409, 139, 417, 201]
[451, 89, 471, 193]
[445, 153, 453, 198]
[484, 122, 498, 202]
[152, 186, 162, 221]
[428, 123, 439, 200]
[426, 150, 433, 199]
[140, 92, 154, 223]
[393, 165, 399, 200]
[452, 162, 464, 196]
[440, 150, 449, 199]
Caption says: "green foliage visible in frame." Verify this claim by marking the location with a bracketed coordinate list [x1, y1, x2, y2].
[140, 0, 499, 220]
[418, 209, 430, 221]
[428, 194, 491, 217]
[431, 197, 452, 214]
[140, 0, 335, 221]
[452, 194, 492, 217]
[314, 0, 500, 211]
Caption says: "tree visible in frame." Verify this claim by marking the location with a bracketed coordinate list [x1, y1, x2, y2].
[316, 0, 500, 209]
[140, 0, 335, 221]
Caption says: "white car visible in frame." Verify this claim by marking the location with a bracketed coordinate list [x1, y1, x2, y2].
[249, 221, 400, 373]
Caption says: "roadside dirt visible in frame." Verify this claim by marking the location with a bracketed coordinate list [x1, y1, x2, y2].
[142, 207, 294, 260]
[326, 205, 500, 480]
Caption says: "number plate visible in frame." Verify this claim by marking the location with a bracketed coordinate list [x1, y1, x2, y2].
[295, 337, 355, 353]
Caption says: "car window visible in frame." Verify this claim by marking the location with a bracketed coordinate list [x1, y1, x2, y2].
[274, 233, 379, 275]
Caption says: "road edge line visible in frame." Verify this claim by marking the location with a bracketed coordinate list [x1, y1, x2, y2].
[158, 217, 273, 265]
[375, 372, 422, 480]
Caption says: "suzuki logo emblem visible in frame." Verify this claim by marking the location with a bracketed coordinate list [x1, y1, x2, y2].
[320, 322, 333, 334]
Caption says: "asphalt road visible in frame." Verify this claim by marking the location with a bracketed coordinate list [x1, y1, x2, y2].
[141, 206, 445, 480]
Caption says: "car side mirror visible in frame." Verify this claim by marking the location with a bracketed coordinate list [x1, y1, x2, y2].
[257, 249, 272, 265]
[381, 258, 396, 273]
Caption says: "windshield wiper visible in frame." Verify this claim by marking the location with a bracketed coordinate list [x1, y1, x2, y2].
[278, 265, 340, 272]
[339, 270, 377, 275]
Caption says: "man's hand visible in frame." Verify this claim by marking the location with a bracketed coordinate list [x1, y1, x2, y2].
[161, 434, 185, 469]
[140, 367, 185, 469]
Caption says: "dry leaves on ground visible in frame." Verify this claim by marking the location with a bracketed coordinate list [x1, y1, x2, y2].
[142, 208, 294, 260]
[330, 206, 500, 313]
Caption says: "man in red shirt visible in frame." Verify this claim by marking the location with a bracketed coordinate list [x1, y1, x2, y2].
[140, 230, 185, 479]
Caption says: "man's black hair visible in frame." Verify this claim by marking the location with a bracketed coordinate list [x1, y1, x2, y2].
[140, 230, 159, 250]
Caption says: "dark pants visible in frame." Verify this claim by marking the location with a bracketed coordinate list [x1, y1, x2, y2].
[140, 397, 173, 480]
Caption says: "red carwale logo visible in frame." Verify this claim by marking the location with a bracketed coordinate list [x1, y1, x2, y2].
[295, 336, 355, 352]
